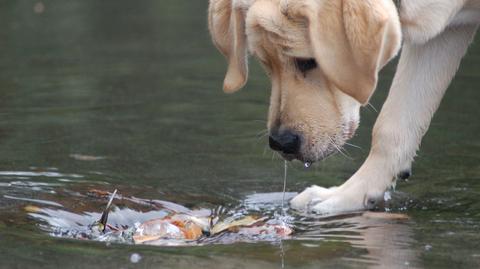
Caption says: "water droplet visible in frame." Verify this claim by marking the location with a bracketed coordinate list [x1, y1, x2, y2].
[384, 191, 392, 201]
[304, 162, 311, 168]
[130, 253, 142, 263]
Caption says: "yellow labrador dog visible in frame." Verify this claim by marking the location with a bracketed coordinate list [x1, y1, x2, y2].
[208, 0, 480, 214]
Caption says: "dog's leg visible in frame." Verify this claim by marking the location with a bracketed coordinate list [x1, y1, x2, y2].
[399, 0, 467, 44]
[291, 25, 477, 213]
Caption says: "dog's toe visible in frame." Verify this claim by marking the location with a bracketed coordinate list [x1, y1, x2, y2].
[290, 185, 336, 210]
[311, 196, 363, 214]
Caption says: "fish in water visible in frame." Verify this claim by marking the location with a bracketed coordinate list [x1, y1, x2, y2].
[90, 190, 294, 246]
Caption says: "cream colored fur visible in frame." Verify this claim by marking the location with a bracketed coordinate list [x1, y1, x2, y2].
[209, 0, 480, 214]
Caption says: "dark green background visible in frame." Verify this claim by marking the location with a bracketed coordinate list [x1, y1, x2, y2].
[0, 1, 479, 268]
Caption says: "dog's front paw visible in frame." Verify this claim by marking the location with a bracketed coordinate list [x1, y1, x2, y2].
[310, 192, 365, 214]
[310, 183, 387, 214]
[291, 176, 388, 214]
[290, 185, 337, 210]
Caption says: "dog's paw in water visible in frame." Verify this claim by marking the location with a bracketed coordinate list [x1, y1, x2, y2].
[290, 185, 336, 211]
[290, 177, 388, 214]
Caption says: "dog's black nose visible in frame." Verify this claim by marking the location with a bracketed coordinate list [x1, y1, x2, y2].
[269, 130, 300, 155]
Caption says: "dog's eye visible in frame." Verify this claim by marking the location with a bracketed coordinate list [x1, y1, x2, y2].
[295, 58, 318, 74]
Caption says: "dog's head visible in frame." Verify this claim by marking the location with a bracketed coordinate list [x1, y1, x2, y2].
[209, 0, 401, 163]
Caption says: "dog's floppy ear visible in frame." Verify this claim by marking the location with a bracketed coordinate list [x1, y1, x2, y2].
[306, 0, 401, 105]
[209, 0, 249, 93]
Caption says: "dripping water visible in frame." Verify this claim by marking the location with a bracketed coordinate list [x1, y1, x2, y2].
[281, 160, 288, 213]
[280, 160, 288, 269]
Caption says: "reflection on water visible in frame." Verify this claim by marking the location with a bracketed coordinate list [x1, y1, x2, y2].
[1, 168, 419, 268]
[0, 171, 83, 178]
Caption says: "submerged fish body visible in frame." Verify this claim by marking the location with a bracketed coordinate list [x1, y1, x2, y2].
[25, 188, 295, 246]
[133, 215, 206, 244]
[133, 219, 188, 243]
[210, 216, 265, 235]
[132, 214, 292, 245]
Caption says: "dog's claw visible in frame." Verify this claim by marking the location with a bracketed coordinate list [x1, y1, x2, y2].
[366, 197, 379, 210]
[397, 169, 412, 180]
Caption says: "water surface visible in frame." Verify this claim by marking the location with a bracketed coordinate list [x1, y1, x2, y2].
[0, 1, 479, 268]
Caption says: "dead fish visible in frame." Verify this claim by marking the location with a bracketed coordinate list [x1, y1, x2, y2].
[210, 216, 267, 235]
[133, 219, 185, 244]
[133, 216, 206, 244]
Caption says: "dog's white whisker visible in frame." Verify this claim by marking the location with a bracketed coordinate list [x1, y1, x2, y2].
[256, 129, 269, 136]
[257, 133, 269, 141]
[345, 142, 362, 150]
[328, 136, 353, 160]
[368, 103, 378, 113]
[263, 145, 269, 156]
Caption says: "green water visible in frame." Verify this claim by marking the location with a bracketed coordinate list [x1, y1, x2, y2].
[0, 1, 479, 268]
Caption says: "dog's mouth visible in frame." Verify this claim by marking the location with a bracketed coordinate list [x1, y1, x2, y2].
[279, 150, 337, 167]
[276, 120, 358, 166]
